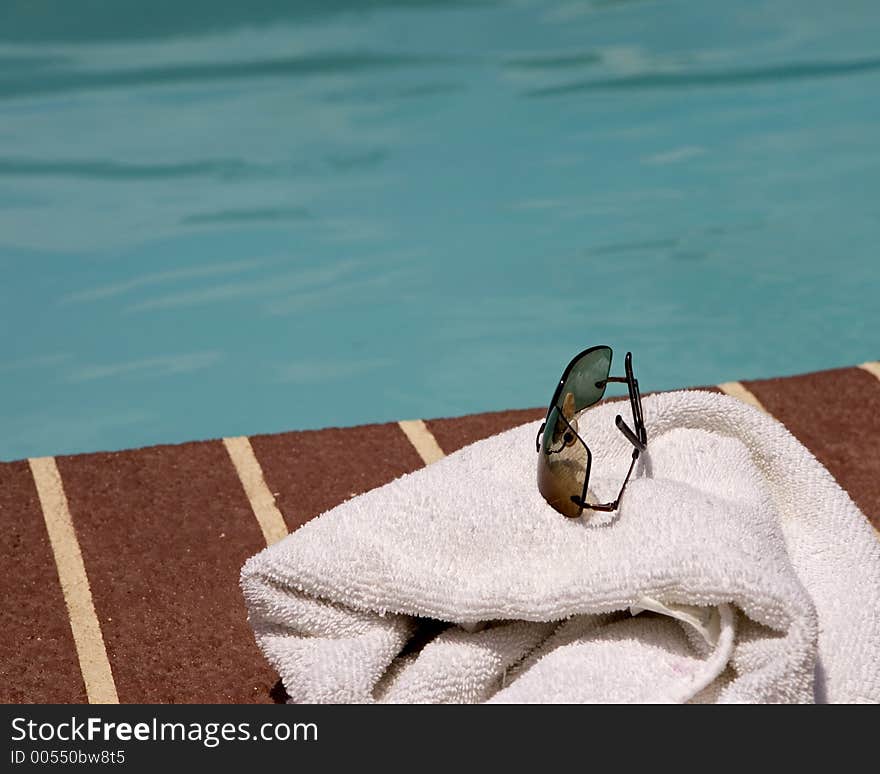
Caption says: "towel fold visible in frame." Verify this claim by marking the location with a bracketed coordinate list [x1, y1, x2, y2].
[241, 390, 880, 703]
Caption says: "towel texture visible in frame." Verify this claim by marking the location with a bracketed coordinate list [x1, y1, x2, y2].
[241, 390, 880, 703]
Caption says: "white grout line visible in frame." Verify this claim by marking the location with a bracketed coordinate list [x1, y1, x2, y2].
[28, 456, 119, 704]
[858, 361, 880, 382]
[223, 436, 289, 546]
[398, 420, 446, 465]
[717, 381, 769, 414]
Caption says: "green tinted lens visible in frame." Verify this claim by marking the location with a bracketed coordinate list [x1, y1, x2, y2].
[559, 346, 612, 413]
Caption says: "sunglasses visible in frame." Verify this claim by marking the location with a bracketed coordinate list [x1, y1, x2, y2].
[535, 346, 647, 518]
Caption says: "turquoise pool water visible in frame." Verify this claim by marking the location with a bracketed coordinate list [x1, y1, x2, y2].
[1, 1, 878, 460]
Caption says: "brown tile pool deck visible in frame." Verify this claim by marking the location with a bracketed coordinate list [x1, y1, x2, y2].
[1, 364, 878, 704]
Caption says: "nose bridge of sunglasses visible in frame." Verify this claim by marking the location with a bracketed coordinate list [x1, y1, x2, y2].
[542, 394, 578, 453]
[554, 391, 579, 442]
[561, 391, 576, 421]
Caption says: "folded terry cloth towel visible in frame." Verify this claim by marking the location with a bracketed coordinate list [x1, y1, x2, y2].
[241, 390, 880, 703]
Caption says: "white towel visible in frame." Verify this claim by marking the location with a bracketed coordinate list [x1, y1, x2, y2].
[240, 390, 880, 703]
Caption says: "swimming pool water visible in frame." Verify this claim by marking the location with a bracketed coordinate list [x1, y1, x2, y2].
[1, 1, 878, 460]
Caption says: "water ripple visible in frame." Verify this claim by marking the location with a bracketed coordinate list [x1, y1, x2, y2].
[527, 56, 880, 96]
[0, 152, 389, 181]
[0, 0, 485, 43]
[181, 207, 312, 226]
[0, 157, 257, 181]
[0, 52, 449, 101]
[505, 51, 601, 70]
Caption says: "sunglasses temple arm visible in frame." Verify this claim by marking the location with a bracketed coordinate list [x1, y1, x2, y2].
[598, 374, 648, 444]
[583, 449, 640, 512]
[615, 415, 646, 452]
[595, 376, 628, 388]
[631, 379, 647, 440]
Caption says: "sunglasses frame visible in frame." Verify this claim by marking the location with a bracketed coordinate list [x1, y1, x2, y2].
[535, 346, 647, 516]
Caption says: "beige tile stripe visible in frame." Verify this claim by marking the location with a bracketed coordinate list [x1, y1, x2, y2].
[223, 436, 289, 546]
[398, 420, 446, 465]
[28, 456, 119, 704]
[859, 361, 880, 382]
[717, 381, 769, 414]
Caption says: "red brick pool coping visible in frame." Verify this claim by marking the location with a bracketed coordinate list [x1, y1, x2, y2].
[1, 363, 878, 704]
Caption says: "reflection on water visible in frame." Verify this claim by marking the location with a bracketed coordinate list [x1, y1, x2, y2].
[1, 0, 879, 459]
